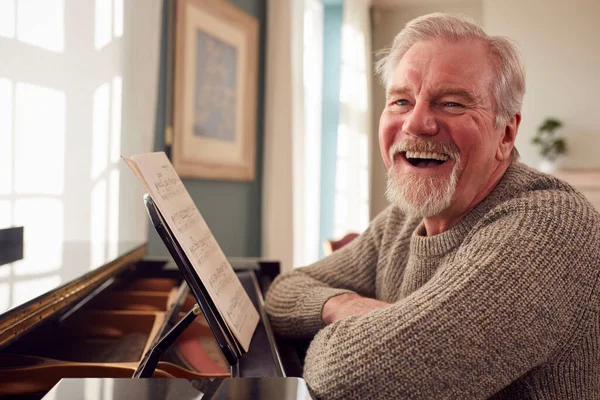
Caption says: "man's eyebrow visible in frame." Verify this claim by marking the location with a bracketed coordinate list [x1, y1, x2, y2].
[386, 85, 411, 99]
[437, 88, 480, 103]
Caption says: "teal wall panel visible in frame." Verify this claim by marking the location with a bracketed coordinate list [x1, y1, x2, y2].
[319, 3, 343, 256]
[148, 0, 266, 258]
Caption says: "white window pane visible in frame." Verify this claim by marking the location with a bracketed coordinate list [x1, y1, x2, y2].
[14, 83, 65, 195]
[335, 159, 348, 193]
[17, 0, 64, 52]
[341, 26, 355, 65]
[0, 78, 13, 195]
[359, 133, 368, 167]
[359, 168, 368, 201]
[13, 198, 63, 274]
[0, 0, 16, 38]
[338, 65, 352, 104]
[333, 227, 345, 240]
[360, 202, 369, 231]
[334, 193, 348, 225]
[337, 124, 349, 158]
[95, 0, 113, 49]
[92, 83, 110, 179]
[357, 73, 367, 112]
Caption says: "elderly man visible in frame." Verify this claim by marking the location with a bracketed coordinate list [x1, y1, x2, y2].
[265, 13, 600, 400]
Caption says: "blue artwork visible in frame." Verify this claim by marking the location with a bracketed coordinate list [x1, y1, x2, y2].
[193, 30, 237, 142]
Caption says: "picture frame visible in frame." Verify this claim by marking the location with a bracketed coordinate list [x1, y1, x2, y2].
[172, 0, 258, 181]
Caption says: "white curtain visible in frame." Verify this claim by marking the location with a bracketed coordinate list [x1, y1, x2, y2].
[333, 0, 373, 238]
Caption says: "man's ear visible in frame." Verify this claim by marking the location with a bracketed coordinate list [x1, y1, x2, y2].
[496, 113, 521, 161]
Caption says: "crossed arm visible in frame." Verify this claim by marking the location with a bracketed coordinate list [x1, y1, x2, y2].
[265, 197, 600, 399]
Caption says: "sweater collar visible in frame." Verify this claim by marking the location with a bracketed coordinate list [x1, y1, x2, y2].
[410, 162, 531, 256]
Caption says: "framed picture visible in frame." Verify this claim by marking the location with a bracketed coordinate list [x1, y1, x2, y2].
[172, 0, 258, 181]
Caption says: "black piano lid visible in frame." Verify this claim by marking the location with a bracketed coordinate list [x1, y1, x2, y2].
[0, 240, 147, 349]
[43, 377, 316, 400]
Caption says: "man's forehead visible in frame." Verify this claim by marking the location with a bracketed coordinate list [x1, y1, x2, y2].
[388, 40, 493, 98]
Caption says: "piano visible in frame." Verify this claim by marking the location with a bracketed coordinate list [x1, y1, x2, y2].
[0, 240, 306, 399]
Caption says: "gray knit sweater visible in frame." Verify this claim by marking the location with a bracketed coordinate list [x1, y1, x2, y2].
[265, 162, 600, 399]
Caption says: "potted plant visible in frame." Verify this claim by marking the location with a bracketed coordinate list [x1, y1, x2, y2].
[531, 118, 566, 173]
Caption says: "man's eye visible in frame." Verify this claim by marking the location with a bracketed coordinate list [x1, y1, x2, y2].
[443, 102, 463, 108]
[394, 99, 410, 106]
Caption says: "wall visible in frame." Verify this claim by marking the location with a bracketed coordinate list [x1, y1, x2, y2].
[0, 0, 161, 310]
[369, 1, 482, 218]
[0, 0, 160, 244]
[148, 0, 267, 258]
[483, 0, 600, 169]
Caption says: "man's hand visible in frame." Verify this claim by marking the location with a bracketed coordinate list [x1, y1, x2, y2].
[322, 293, 391, 325]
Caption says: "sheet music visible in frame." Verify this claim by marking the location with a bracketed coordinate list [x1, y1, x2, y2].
[123, 152, 259, 351]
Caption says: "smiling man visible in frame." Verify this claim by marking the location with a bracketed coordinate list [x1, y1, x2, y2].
[265, 13, 600, 400]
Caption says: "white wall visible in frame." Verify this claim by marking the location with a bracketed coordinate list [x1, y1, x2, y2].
[369, 1, 482, 218]
[262, 0, 304, 272]
[483, 0, 600, 169]
[0, 0, 161, 262]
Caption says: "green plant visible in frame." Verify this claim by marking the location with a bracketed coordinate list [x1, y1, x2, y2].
[531, 118, 566, 161]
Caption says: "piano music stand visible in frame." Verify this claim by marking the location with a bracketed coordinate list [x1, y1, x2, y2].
[138, 194, 244, 377]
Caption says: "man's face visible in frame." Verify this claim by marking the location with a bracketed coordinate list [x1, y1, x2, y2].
[379, 39, 508, 218]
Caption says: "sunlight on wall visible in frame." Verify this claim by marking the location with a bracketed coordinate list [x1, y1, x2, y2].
[113, 0, 123, 38]
[0, 0, 16, 38]
[0, 202, 11, 230]
[15, 83, 65, 195]
[108, 169, 120, 259]
[13, 198, 63, 274]
[91, 179, 107, 266]
[17, 0, 65, 53]
[0, 78, 13, 198]
[110, 76, 122, 163]
[95, 0, 113, 50]
[90, 75, 122, 265]
[92, 83, 110, 179]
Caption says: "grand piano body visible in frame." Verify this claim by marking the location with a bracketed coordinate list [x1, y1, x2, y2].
[0, 241, 304, 399]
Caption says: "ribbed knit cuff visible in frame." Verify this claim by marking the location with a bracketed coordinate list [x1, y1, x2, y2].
[299, 287, 354, 335]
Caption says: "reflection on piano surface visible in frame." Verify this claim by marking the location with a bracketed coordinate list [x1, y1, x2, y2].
[0, 241, 302, 399]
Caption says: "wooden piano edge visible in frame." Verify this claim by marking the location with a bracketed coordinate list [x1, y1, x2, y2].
[0, 244, 148, 350]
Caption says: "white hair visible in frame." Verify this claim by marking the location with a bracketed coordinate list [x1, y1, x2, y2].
[375, 13, 526, 131]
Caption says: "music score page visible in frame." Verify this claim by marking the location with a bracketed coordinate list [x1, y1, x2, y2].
[124, 152, 259, 351]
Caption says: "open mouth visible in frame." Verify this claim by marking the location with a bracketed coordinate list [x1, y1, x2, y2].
[400, 151, 451, 168]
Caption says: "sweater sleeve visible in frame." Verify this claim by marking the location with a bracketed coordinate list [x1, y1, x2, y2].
[302, 192, 600, 399]
[264, 207, 394, 339]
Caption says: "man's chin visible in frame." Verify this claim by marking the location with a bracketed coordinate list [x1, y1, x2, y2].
[385, 171, 455, 217]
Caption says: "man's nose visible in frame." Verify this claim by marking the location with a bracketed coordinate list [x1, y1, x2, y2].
[403, 102, 438, 136]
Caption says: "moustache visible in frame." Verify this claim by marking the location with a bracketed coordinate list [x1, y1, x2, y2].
[388, 138, 460, 162]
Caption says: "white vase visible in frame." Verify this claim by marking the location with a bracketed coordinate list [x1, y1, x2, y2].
[538, 159, 555, 174]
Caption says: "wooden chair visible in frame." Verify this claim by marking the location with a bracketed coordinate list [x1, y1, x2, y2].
[323, 232, 360, 256]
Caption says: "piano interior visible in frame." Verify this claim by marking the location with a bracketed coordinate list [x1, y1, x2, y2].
[0, 258, 233, 399]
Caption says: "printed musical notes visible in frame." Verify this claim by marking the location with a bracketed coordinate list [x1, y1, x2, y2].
[171, 204, 201, 233]
[154, 163, 185, 201]
[123, 152, 259, 352]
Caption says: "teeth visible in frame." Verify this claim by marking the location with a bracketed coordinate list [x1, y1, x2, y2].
[404, 151, 449, 161]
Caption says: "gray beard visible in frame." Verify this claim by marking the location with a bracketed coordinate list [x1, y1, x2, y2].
[385, 160, 461, 218]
